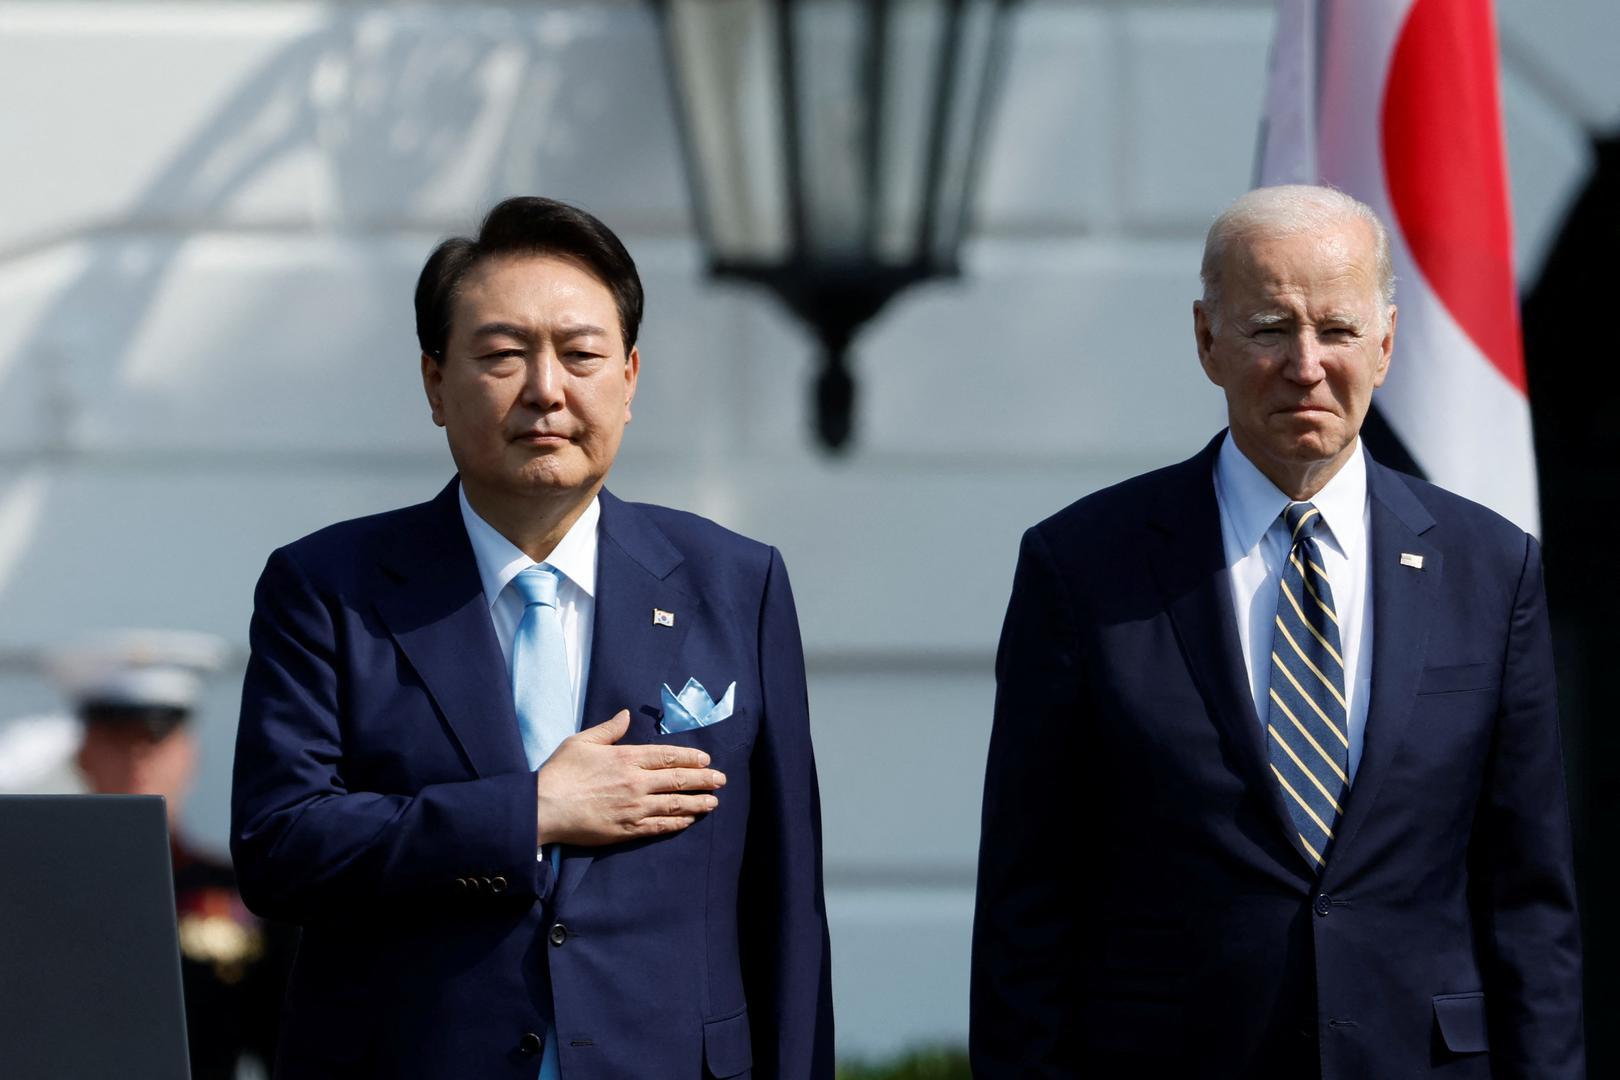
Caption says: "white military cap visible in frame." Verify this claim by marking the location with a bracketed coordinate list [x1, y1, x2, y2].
[47, 629, 230, 712]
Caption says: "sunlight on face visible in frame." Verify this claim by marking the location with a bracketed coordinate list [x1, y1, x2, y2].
[1194, 221, 1394, 494]
[422, 253, 639, 511]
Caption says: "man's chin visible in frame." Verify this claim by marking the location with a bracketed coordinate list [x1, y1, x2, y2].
[510, 460, 604, 499]
[1265, 419, 1349, 455]
[1274, 439, 1359, 475]
[1241, 429, 1341, 468]
[463, 463, 578, 502]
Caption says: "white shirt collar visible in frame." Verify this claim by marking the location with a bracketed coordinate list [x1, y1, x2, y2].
[1215, 432, 1367, 558]
[457, 484, 600, 610]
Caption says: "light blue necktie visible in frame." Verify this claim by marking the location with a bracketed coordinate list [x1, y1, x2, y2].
[511, 565, 576, 771]
[509, 564, 571, 1079]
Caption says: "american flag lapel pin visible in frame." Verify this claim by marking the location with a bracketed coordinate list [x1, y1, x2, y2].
[652, 608, 675, 627]
[1400, 552, 1424, 570]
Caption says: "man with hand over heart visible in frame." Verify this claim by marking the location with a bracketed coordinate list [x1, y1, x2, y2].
[232, 197, 833, 1080]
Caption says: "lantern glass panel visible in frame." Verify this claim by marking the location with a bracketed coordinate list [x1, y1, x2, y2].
[666, 0, 791, 261]
[873, 0, 948, 264]
[929, 0, 1002, 261]
[791, 0, 871, 258]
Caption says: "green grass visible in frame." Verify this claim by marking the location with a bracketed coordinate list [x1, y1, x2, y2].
[836, 1047, 971, 1080]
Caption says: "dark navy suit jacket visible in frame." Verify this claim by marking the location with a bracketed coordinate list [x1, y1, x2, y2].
[970, 436, 1583, 1078]
[231, 480, 834, 1079]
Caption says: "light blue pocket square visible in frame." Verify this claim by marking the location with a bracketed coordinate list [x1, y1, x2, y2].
[659, 677, 736, 734]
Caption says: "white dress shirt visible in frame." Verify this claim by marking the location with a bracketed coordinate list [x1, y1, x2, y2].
[458, 485, 598, 734]
[1213, 433, 1375, 781]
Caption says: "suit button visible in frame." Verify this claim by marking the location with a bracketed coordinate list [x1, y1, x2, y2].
[466, 876, 483, 894]
[549, 923, 569, 946]
[478, 876, 494, 891]
[452, 877, 468, 893]
[518, 1032, 544, 1056]
[490, 875, 508, 894]
[1314, 894, 1332, 917]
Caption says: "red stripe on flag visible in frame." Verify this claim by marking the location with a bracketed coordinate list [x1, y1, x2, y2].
[1380, 0, 1525, 394]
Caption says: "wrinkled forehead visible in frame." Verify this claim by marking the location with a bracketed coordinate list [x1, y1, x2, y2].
[1237, 214, 1377, 263]
[1223, 222, 1383, 304]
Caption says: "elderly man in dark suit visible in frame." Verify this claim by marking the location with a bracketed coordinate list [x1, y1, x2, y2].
[970, 185, 1583, 1078]
[232, 197, 833, 1079]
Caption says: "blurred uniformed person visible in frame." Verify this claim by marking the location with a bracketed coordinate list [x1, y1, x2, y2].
[0, 630, 294, 1080]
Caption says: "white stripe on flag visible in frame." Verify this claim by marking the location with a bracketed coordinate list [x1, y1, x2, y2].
[1378, 245, 1541, 528]
[1255, 0, 1318, 186]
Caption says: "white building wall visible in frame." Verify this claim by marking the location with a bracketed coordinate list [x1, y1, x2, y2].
[0, 0, 1612, 1059]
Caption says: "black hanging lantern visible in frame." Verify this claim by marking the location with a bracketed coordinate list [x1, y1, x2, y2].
[653, 0, 1016, 451]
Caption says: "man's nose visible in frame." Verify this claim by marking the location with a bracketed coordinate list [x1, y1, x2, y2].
[1284, 332, 1326, 382]
[522, 351, 566, 408]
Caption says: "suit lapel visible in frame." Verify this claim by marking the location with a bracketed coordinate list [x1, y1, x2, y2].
[1322, 461, 1439, 875]
[554, 489, 692, 910]
[373, 479, 528, 779]
[1148, 437, 1307, 868]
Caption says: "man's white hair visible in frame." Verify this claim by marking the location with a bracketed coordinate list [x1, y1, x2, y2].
[1199, 185, 1395, 328]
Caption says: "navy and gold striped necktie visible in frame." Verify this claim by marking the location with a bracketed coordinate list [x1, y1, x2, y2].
[1265, 502, 1351, 870]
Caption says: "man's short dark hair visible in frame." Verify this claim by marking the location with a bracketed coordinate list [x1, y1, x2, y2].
[414, 196, 644, 361]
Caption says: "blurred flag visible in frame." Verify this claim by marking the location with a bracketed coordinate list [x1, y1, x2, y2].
[1256, 0, 1537, 534]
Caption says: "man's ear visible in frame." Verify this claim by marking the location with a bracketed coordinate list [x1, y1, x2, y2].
[1193, 301, 1222, 387]
[1373, 305, 1397, 388]
[421, 353, 446, 427]
[623, 346, 640, 423]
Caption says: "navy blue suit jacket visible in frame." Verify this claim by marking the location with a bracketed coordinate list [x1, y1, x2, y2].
[970, 436, 1583, 1078]
[231, 480, 834, 1079]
